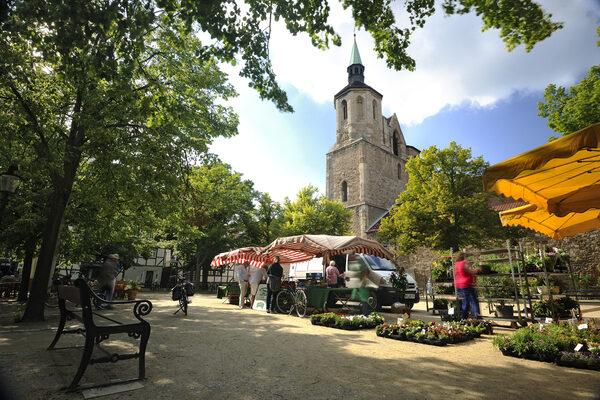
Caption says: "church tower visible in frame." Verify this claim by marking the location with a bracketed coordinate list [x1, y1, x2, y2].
[326, 37, 419, 237]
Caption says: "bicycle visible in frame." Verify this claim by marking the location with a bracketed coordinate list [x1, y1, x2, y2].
[171, 275, 193, 316]
[275, 281, 308, 318]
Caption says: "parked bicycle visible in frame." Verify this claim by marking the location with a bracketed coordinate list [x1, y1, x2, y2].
[275, 281, 308, 317]
[171, 275, 194, 316]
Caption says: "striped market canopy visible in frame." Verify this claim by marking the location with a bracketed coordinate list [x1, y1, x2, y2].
[210, 247, 267, 268]
[210, 246, 314, 268]
[260, 234, 395, 261]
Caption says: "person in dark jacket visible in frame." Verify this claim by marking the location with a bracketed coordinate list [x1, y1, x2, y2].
[266, 256, 283, 313]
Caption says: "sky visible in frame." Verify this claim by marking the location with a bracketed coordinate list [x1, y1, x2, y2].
[209, 0, 600, 203]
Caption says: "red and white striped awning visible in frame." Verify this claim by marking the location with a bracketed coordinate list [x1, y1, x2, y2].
[210, 246, 314, 268]
[260, 234, 395, 260]
[210, 247, 267, 268]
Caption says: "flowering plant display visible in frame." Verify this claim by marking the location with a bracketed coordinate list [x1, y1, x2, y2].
[375, 318, 492, 346]
[310, 312, 385, 330]
[493, 320, 600, 370]
[531, 297, 578, 318]
[431, 257, 453, 281]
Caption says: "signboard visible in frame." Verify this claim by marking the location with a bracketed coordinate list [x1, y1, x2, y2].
[252, 284, 268, 312]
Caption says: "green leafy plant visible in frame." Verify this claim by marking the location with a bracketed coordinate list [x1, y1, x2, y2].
[126, 280, 140, 291]
[390, 269, 408, 291]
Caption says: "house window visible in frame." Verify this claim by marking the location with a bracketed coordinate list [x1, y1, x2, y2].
[342, 100, 347, 120]
[342, 181, 348, 202]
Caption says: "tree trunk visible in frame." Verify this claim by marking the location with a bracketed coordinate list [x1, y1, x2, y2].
[17, 246, 34, 302]
[195, 240, 201, 286]
[21, 147, 80, 321]
[21, 191, 69, 321]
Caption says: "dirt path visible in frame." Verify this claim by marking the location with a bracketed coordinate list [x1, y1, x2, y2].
[1, 292, 599, 400]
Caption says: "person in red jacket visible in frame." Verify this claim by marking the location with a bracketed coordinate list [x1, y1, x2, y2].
[454, 251, 481, 319]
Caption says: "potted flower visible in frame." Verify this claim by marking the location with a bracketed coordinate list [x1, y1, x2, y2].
[126, 280, 141, 300]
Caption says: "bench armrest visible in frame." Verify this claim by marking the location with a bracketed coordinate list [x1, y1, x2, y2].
[75, 279, 153, 321]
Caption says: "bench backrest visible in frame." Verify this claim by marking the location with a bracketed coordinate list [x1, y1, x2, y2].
[58, 285, 81, 304]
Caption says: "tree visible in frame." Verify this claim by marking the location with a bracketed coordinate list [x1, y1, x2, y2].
[281, 186, 352, 236]
[172, 159, 257, 288]
[169, 0, 561, 111]
[538, 28, 600, 137]
[378, 142, 511, 254]
[1, 4, 238, 321]
[255, 193, 284, 245]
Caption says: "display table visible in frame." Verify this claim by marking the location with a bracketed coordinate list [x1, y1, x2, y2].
[217, 284, 250, 300]
[304, 287, 373, 310]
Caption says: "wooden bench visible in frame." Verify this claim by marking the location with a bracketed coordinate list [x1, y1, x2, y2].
[47, 278, 152, 392]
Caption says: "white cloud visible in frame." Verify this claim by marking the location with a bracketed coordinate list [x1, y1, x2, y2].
[210, 0, 600, 202]
[269, 0, 600, 125]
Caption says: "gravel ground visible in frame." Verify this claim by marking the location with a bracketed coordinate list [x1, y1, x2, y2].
[1, 292, 600, 400]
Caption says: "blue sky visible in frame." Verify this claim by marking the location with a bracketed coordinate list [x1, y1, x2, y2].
[209, 0, 600, 202]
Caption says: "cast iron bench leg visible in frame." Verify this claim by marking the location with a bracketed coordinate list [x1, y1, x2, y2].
[138, 326, 151, 380]
[48, 309, 67, 350]
[67, 335, 95, 391]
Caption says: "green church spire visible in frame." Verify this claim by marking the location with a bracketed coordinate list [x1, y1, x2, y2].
[349, 35, 363, 66]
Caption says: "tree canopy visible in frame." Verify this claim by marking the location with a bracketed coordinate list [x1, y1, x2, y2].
[281, 186, 352, 236]
[538, 28, 600, 138]
[1, 2, 238, 320]
[167, 0, 561, 111]
[378, 142, 516, 254]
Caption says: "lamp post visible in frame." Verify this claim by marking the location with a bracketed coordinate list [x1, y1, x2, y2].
[0, 166, 22, 226]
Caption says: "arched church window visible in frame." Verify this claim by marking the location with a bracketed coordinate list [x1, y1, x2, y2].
[393, 131, 399, 156]
[372, 100, 377, 119]
[342, 100, 347, 120]
[357, 96, 363, 119]
[342, 181, 348, 202]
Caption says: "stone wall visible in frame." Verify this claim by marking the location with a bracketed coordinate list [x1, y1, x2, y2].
[389, 229, 600, 288]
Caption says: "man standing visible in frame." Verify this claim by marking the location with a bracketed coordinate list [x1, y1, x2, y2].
[266, 256, 283, 313]
[325, 260, 340, 288]
[98, 254, 120, 309]
[236, 261, 250, 309]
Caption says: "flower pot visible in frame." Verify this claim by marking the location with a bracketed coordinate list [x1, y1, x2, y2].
[126, 289, 139, 300]
[495, 305, 514, 319]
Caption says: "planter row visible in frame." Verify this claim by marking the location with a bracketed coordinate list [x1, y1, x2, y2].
[310, 320, 378, 330]
[376, 330, 481, 346]
[500, 349, 600, 371]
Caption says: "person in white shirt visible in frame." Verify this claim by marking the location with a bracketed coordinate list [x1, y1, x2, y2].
[236, 261, 250, 309]
[249, 263, 268, 307]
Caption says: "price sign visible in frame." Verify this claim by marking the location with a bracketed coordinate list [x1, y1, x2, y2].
[421, 329, 426, 335]
[578, 324, 588, 330]
[397, 317, 404, 324]
[539, 323, 544, 332]
[448, 307, 455, 315]
[545, 317, 553, 324]
[574, 343, 583, 352]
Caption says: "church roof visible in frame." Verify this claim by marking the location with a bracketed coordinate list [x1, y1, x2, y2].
[349, 37, 362, 66]
[334, 80, 383, 100]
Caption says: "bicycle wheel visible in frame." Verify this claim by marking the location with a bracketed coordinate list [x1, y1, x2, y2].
[180, 291, 188, 316]
[276, 290, 294, 314]
[295, 290, 307, 318]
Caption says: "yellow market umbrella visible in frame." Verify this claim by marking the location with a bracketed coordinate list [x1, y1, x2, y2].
[483, 123, 600, 217]
[499, 203, 600, 240]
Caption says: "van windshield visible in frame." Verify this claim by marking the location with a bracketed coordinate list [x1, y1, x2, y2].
[362, 255, 396, 271]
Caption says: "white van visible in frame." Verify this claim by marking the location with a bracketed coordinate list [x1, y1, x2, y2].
[289, 253, 420, 309]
